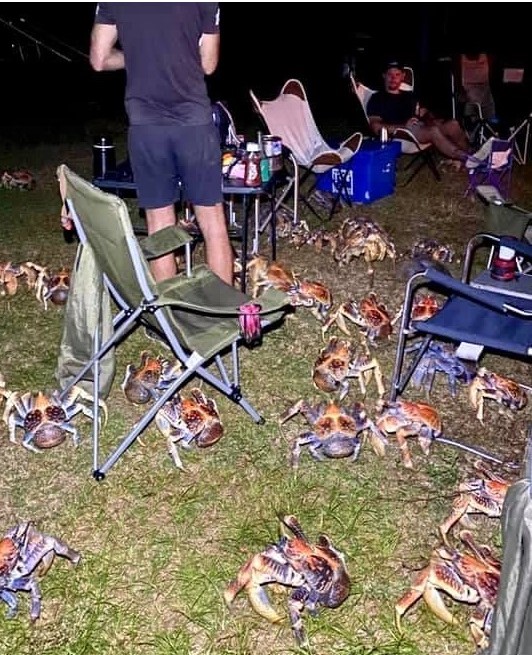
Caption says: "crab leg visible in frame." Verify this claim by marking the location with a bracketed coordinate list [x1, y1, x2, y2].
[288, 587, 309, 647]
[0, 587, 19, 619]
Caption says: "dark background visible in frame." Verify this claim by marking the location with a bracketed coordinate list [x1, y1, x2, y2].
[0, 3, 531, 142]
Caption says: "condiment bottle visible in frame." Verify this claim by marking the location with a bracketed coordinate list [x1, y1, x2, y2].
[244, 142, 262, 187]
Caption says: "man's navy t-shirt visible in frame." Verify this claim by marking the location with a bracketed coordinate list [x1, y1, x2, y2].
[366, 91, 417, 124]
[94, 3, 219, 126]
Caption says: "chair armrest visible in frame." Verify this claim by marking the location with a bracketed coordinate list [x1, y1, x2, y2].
[139, 226, 194, 260]
[500, 236, 532, 259]
[425, 268, 525, 314]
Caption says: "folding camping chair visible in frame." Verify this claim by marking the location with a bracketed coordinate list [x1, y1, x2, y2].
[350, 74, 441, 187]
[250, 79, 363, 221]
[391, 232, 532, 402]
[389, 232, 532, 464]
[465, 137, 513, 200]
[56, 165, 291, 480]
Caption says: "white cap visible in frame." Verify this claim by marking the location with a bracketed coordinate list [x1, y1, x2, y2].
[246, 142, 260, 152]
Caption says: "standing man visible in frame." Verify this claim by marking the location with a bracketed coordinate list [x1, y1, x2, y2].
[90, 3, 234, 285]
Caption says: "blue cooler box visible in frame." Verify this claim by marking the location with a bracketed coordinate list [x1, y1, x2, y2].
[316, 140, 401, 204]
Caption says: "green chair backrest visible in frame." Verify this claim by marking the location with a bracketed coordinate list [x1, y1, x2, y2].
[62, 164, 156, 309]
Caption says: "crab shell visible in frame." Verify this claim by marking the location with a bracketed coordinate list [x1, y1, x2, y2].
[358, 292, 395, 340]
[0, 263, 19, 297]
[410, 294, 442, 321]
[0, 537, 19, 575]
[122, 351, 167, 405]
[246, 255, 296, 298]
[47, 267, 70, 306]
[312, 337, 353, 394]
[439, 464, 510, 545]
[410, 239, 455, 264]
[20, 391, 69, 449]
[375, 399, 442, 468]
[289, 279, 333, 320]
[469, 367, 528, 415]
[180, 389, 223, 447]
[279, 515, 351, 609]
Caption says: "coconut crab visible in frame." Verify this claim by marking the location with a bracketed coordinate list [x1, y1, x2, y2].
[395, 530, 500, 650]
[279, 398, 387, 468]
[322, 292, 403, 346]
[287, 279, 333, 322]
[40, 266, 71, 307]
[408, 238, 455, 264]
[224, 514, 351, 648]
[312, 336, 385, 400]
[1, 386, 108, 453]
[410, 293, 443, 322]
[0, 261, 42, 298]
[405, 341, 477, 398]
[331, 215, 396, 284]
[439, 460, 510, 545]
[375, 399, 442, 468]
[246, 255, 296, 298]
[0, 521, 80, 622]
[121, 351, 182, 405]
[0, 169, 36, 191]
[154, 387, 223, 469]
[469, 367, 528, 423]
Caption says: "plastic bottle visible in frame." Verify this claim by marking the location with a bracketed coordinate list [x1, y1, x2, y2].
[244, 142, 262, 187]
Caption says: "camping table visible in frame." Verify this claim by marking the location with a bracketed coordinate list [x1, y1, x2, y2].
[93, 171, 283, 293]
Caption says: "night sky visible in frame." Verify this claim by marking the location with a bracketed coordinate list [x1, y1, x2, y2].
[0, 3, 530, 133]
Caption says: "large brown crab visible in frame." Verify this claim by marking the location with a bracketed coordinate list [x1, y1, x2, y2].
[224, 514, 351, 648]
[322, 293, 402, 346]
[331, 216, 396, 284]
[375, 399, 443, 468]
[0, 261, 42, 298]
[410, 293, 443, 322]
[395, 530, 500, 650]
[0, 169, 36, 190]
[406, 341, 477, 398]
[469, 366, 528, 422]
[246, 255, 296, 298]
[408, 238, 455, 264]
[439, 460, 510, 545]
[279, 398, 387, 468]
[287, 279, 333, 321]
[154, 387, 223, 469]
[312, 336, 385, 400]
[121, 351, 182, 405]
[0, 521, 80, 622]
[1, 385, 108, 453]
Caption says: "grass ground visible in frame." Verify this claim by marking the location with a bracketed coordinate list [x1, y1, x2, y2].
[0, 132, 531, 655]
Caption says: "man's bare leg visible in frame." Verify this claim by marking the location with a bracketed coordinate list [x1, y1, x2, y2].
[194, 203, 234, 285]
[440, 119, 471, 152]
[146, 205, 177, 281]
[413, 124, 468, 160]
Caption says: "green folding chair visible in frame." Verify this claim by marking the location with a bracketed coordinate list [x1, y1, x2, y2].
[56, 164, 290, 480]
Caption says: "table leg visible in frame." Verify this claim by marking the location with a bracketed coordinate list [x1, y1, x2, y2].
[270, 188, 277, 261]
[241, 195, 249, 293]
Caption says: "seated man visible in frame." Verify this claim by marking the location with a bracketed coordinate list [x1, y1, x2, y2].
[367, 61, 472, 165]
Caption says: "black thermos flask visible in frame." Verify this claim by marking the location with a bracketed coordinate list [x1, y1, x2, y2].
[93, 136, 116, 179]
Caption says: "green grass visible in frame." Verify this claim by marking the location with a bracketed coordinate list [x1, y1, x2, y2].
[0, 133, 531, 655]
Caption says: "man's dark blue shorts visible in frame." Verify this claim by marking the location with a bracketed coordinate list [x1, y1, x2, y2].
[128, 122, 223, 209]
